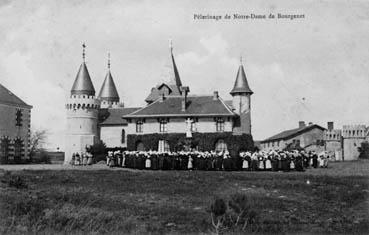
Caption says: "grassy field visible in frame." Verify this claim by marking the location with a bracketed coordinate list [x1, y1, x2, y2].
[0, 160, 368, 234]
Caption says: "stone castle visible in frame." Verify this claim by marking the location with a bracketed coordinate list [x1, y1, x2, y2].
[64, 43, 254, 164]
[324, 122, 369, 161]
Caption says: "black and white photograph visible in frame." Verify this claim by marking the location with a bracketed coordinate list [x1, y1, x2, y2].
[0, 0, 368, 234]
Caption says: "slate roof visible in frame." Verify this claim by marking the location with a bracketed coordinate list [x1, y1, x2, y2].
[145, 46, 183, 103]
[124, 96, 235, 118]
[71, 62, 95, 96]
[0, 83, 32, 108]
[98, 70, 120, 102]
[145, 83, 182, 103]
[168, 48, 182, 87]
[99, 107, 140, 126]
[224, 100, 233, 110]
[261, 124, 326, 143]
[230, 64, 253, 95]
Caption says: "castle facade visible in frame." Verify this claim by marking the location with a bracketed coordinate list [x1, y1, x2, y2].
[64, 44, 254, 164]
[324, 122, 369, 161]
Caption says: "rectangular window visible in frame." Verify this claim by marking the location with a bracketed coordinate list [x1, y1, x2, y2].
[121, 129, 125, 143]
[159, 119, 167, 133]
[15, 109, 23, 127]
[136, 120, 143, 133]
[215, 118, 225, 132]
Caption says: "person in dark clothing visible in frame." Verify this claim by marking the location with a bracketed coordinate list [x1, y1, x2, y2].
[312, 152, 318, 168]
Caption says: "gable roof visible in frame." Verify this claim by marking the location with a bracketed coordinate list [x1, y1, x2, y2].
[145, 83, 182, 103]
[125, 95, 235, 118]
[99, 107, 140, 126]
[0, 83, 32, 108]
[261, 124, 326, 143]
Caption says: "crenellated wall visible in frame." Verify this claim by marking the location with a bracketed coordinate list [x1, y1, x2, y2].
[342, 125, 367, 160]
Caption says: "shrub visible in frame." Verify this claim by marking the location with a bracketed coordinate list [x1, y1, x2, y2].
[209, 194, 259, 234]
[210, 198, 227, 234]
[1, 172, 28, 189]
[89, 140, 107, 155]
[358, 141, 369, 159]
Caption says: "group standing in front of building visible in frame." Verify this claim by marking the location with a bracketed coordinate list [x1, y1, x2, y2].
[64, 41, 254, 164]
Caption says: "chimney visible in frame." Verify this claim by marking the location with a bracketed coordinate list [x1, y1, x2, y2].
[298, 121, 305, 128]
[308, 122, 313, 126]
[327, 121, 334, 130]
[180, 86, 189, 111]
[213, 91, 219, 100]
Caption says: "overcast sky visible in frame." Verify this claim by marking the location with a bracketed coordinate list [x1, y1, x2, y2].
[0, 0, 368, 150]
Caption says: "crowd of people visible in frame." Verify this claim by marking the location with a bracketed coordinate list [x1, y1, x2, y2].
[70, 152, 94, 166]
[105, 149, 330, 171]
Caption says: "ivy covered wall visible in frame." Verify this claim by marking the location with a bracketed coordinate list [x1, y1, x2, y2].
[127, 132, 254, 157]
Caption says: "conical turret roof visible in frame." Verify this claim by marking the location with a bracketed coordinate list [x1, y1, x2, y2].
[98, 70, 120, 102]
[71, 62, 96, 96]
[230, 63, 253, 95]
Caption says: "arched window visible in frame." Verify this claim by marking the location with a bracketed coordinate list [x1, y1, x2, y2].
[136, 141, 145, 151]
[158, 140, 170, 152]
[121, 129, 125, 144]
[215, 139, 227, 152]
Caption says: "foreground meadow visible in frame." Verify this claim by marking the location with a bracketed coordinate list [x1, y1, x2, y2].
[0, 160, 368, 234]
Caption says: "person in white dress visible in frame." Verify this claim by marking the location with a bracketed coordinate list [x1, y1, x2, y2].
[145, 154, 151, 169]
[265, 155, 272, 170]
[241, 152, 249, 170]
[188, 156, 193, 170]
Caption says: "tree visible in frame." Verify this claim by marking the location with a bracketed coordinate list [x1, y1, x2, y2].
[358, 141, 369, 159]
[89, 140, 107, 162]
[29, 129, 48, 161]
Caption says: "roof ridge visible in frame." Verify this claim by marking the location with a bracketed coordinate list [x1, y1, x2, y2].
[0, 83, 32, 108]
[123, 98, 162, 117]
[218, 96, 235, 115]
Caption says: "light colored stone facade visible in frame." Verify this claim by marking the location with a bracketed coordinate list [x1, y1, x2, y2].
[260, 126, 325, 152]
[65, 95, 100, 164]
[324, 129, 342, 160]
[125, 117, 233, 135]
[341, 125, 368, 161]
[100, 125, 127, 148]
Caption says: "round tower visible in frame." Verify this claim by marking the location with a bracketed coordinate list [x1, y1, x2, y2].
[64, 44, 100, 164]
[230, 57, 253, 135]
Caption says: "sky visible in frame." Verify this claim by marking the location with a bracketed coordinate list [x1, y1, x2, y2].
[0, 0, 368, 150]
